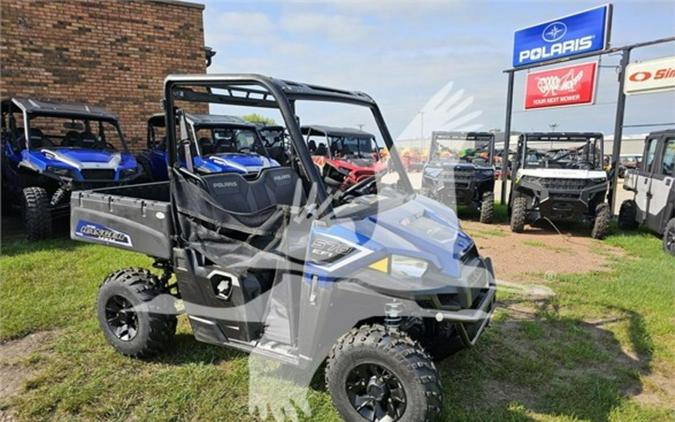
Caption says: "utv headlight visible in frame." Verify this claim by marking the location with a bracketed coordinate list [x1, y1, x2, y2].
[46, 166, 73, 178]
[390, 255, 429, 278]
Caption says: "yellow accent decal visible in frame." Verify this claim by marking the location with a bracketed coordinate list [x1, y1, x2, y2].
[369, 258, 389, 273]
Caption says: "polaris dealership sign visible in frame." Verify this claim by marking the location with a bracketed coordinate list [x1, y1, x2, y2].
[513, 5, 612, 68]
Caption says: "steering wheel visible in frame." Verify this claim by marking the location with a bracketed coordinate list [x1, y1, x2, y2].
[335, 175, 378, 203]
[105, 142, 116, 150]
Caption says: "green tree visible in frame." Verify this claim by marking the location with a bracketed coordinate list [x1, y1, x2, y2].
[241, 113, 276, 126]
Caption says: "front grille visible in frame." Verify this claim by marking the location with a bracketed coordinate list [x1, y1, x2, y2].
[80, 169, 116, 180]
[540, 178, 587, 191]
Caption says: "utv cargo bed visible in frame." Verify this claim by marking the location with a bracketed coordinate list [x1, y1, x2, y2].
[70, 182, 173, 259]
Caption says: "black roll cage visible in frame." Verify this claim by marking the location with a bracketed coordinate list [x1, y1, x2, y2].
[163, 74, 412, 209]
[2, 98, 128, 152]
[515, 132, 605, 172]
[301, 125, 380, 160]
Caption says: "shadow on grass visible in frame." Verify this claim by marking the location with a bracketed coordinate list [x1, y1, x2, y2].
[156, 333, 247, 366]
[439, 294, 653, 421]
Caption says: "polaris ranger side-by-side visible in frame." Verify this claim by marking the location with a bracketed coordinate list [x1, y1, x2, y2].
[1, 98, 140, 240]
[137, 113, 278, 182]
[301, 125, 387, 192]
[619, 130, 675, 255]
[70, 75, 496, 422]
[421, 131, 496, 223]
[509, 132, 610, 239]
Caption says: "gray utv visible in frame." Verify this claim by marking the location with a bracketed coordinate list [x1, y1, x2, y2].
[70, 74, 497, 421]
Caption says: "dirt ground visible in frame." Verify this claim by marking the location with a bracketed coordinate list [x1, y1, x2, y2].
[0, 331, 56, 422]
[462, 221, 624, 282]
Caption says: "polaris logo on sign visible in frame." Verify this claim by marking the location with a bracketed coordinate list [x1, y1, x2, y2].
[513, 5, 611, 67]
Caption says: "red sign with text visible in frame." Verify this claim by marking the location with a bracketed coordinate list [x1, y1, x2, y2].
[525, 61, 598, 110]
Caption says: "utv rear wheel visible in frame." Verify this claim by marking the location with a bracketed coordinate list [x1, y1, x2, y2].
[510, 196, 527, 233]
[326, 324, 442, 422]
[663, 218, 675, 256]
[618, 200, 639, 230]
[591, 203, 610, 239]
[22, 187, 52, 241]
[97, 268, 176, 358]
[479, 192, 494, 224]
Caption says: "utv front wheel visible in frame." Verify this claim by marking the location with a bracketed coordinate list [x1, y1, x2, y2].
[479, 192, 494, 224]
[510, 196, 527, 233]
[326, 324, 442, 422]
[97, 268, 177, 358]
[22, 187, 52, 240]
[618, 200, 639, 230]
[591, 203, 610, 239]
[663, 218, 675, 256]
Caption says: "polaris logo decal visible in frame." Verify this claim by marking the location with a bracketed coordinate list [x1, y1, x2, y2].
[75, 220, 132, 247]
[212, 181, 238, 189]
[513, 5, 610, 67]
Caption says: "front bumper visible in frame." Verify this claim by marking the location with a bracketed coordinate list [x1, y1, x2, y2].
[417, 257, 496, 346]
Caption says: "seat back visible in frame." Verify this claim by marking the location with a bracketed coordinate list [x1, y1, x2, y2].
[203, 167, 305, 215]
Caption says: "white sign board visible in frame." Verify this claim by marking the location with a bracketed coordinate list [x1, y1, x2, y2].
[624, 56, 675, 95]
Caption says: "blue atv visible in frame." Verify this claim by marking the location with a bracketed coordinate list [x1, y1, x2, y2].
[136, 112, 278, 182]
[1, 98, 140, 240]
[70, 75, 496, 421]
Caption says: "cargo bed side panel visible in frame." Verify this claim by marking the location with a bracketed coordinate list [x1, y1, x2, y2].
[70, 191, 173, 259]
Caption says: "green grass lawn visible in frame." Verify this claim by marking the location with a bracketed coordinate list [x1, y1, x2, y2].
[1, 224, 674, 421]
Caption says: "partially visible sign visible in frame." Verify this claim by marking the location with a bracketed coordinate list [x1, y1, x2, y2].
[624, 56, 675, 95]
[525, 61, 598, 110]
[513, 5, 612, 67]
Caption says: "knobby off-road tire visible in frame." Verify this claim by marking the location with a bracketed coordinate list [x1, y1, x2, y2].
[618, 200, 639, 230]
[591, 203, 611, 240]
[479, 192, 495, 224]
[510, 196, 528, 233]
[97, 268, 177, 358]
[663, 218, 675, 256]
[326, 324, 442, 422]
[22, 186, 52, 241]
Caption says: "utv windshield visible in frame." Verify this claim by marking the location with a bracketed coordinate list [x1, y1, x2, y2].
[193, 125, 268, 157]
[429, 136, 493, 166]
[26, 115, 127, 152]
[329, 136, 378, 158]
[521, 137, 603, 170]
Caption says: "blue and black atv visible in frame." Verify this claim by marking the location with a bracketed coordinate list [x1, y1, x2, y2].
[1, 97, 140, 240]
[136, 112, 278, 182]
[70, 75, 496, 421]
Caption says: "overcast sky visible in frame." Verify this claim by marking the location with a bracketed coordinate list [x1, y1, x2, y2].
[202, 0, 675, 140]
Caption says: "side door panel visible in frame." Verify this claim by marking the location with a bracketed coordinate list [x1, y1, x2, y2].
[635, 137, 658, 223]
[646, 137, 675, 233]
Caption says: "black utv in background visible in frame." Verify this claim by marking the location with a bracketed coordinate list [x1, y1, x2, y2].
[421, 131, 495, 223]
[619, 130, 675, 255]
[509, 132, 610, 239]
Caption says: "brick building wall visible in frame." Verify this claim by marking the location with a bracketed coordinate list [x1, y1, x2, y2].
[0, 0, 207, 152]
